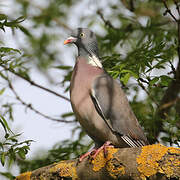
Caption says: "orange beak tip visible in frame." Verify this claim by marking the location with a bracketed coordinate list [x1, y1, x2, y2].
[63, 37, 77, 45]
[64, 39, 70, 45]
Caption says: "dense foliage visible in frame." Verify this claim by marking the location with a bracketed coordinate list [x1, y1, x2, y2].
[0, 0, 180, 179]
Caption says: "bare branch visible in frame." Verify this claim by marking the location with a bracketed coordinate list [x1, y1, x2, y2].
[53, 17, 72, 32]
[7, 79, 74, 123]
[0, 64, 70, 102]
[159, 97, 180, 110]
[173, 0, 180, 17]
[162, 0, 177, 22]
[129, 0, 135, 12]
[97, 9, 116, 29]
[138, 79, 159, 107]
[169, 61, 176, 76]
[121, 0, 134, 12]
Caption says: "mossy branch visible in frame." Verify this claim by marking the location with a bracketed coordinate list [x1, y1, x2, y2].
[16, 144, 180, 180]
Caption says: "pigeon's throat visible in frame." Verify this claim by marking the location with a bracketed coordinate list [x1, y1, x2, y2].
[77, 44, 102, 68]
[87, 54, 102, 68]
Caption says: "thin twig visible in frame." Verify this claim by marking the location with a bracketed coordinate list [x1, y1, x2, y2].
[173, 0, 180, 17]
[129, 0, 135, 12]
[97, 9, 116, 29]
[29, 1, 72, 32]
[159, 97, 180, 110]
[7, 79, 74, 123]
[138, 78, 149, 85]
[169, 61, 176, 76]
[0, 64, 70, 102]
[53, 17, 72, 32]
[137, 80, 159, 107]
[162, 0, 177, 22]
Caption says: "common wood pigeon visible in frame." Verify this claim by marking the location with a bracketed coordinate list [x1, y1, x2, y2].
[64, 28, 149, 161]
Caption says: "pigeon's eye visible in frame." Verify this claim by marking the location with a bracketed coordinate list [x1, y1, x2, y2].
[80, 33, 85, 37]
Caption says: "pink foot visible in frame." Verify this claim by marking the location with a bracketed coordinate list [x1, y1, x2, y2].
[91, 141, 114, 159]
[78, 141, 114, 163]
[78, 149, 96, 162]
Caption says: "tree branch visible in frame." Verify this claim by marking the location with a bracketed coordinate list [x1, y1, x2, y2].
[173, 0, 180, 16]
[129, 0, 135, 12]
[162, 0, 177, 22]
[97, 9, 116, 29]
[0, 64, 70, 102]
[15, 144, 180, 180]
[7, 80, 74, 123]
[138, 79, 159, 107]
[121, 0, 134, 12]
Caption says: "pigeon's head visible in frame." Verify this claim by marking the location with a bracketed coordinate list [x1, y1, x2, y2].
[64, 28, 99, 57]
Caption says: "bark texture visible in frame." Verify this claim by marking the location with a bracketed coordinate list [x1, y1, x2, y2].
[16, 144, 180, 180]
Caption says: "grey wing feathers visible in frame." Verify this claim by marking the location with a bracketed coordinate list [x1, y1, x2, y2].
[91, 74, 148, 147]
[90, 92, 119, 135]
[121, 135, 147, 147]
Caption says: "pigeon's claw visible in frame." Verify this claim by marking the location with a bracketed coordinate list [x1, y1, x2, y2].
[78, 149, 96, 162]
[91, 141, 114, 159]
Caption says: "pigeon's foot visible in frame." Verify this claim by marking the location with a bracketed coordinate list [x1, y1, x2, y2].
[78, 141, 114, 163]
[91, 141, 114, 159]
[78, 149, 96, 162]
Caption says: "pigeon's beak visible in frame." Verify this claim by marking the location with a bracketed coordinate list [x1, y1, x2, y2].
[64, 36, 77, 45]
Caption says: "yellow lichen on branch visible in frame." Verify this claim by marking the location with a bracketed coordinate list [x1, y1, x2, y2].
[16, 171, 32, 180]
[106, 158, 125, 178]
[91, 147, 125, 179]
[137, 144, 180, 179]
[92, 146, 118, 171]
[49, 161, 78, 179]
[15, 144, 180, 180]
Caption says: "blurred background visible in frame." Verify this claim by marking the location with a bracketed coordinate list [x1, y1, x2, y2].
[0, 0, 180, 179]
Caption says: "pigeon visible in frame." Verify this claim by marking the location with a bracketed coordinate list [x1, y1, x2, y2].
[64, 28, 149, 161]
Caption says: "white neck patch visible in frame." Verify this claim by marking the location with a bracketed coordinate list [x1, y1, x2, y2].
[88, 54, 102, 68]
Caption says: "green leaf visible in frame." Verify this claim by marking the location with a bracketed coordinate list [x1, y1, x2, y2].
[0, 71, 8, 80]
[18, 25, 32, 37]
[17, 149, 26, 159]
[4, 16, 25, 27]
[0, 88, 5, 95]
[0, 171, 15, 180]
[0, 47, 21, 54]
[15, 16, 26, 23]
[7, 133, 22, 141]
[120, 73, 130, 85]
[53, 65, 72, 70]
[5, 133, 9, 138]
[120, 69, 138, 79]
[160, 75, 172, 86]
[149, 77, 159, 85]
[0, 119, 7, 134]
[9, 138, 18, 143]
[0, 152, 6, 166]
[0, 14, 7, 21]
[61, 112, 74, 118]
[0, 142, 3, 149]
[0, 115, 13, 134]
[22, 145, 30, 152]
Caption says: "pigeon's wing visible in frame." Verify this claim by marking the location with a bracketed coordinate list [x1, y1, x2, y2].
[90, 74, 148, 147]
